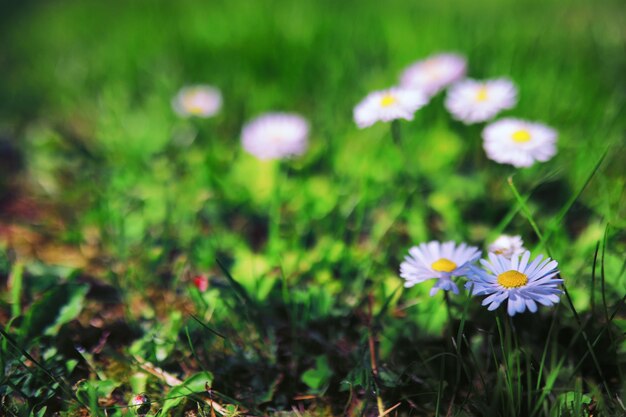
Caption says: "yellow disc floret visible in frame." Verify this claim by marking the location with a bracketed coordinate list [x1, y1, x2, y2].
[183, 92, 205, 114]
[475, 86, 489, 102]
[431, 258, 457, 273]
[380, 94, 397, 107]
[497, 270, 528, 288]
[511, 129, 532, 143]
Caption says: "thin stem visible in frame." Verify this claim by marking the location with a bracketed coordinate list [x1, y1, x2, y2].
[391, 120, 401, 145]
[562, 282, 613, 398]
[367, 292, 385, 416]
[590, 240, 600, 315]
[268, 161, 283, 253]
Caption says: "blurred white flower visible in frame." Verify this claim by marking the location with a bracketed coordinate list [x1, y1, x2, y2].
[482, 118, 557, 167]
[353, 87, 428, 129]
[445, 78, 517, 124]
[172, 85, 222, 118]
[400, 241, 481, 296]
[466, 251, 562, 316]
[400, 53, 467, 96]
[488, 235, 525, 259]
[241, 113, 309, 160]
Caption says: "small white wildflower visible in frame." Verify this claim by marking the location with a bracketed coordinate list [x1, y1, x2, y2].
[400, 52, 467, 96]
[172, 85, 222, 118]
[353, 87, 428, 129]
[482, 118, 557, 167]
[241, 113, 309, 160]
[445, 78, 517, 124]
[488, 235, 526, 259]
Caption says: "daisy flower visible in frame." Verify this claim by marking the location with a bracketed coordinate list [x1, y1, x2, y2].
[445, 78, 517, 124]
[482, 118, 558, 168]
[172, 85, 222, 118]
[400, 52, 467, 96]
[466, 251, 563, 316]
[400, 241, 481, 296]
[241, 112, 309, 160]
[488, 235, 526, 259]
[353, 87, 428, 129]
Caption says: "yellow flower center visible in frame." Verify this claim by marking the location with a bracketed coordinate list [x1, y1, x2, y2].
[497, 270, 528, 288]
[183, 93, 206, 114]
[511, 129, 532, 143]
[431, 258, 457, 273]
[475, 86, 489, 102]
[380, 94, 397, 107]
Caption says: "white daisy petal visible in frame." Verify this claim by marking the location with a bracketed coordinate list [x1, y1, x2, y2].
[524, 254, 545, 277]
[518, 250, 531, 272]
[533, 260, 559, 280]
[429, 285, 441, 297]
[525, 298, 538, 313]
[507, 298, 518, 316]
[482, 291, 506, 306]
[487, 301, 501, 311]
[510, 253, 520, 272]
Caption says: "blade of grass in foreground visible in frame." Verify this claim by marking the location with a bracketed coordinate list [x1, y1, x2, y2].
[507, 176, 546, 249]
[590, 240, 600, 315]
[9, 262, 23, 319]
[0, 327, 88, 409]
[215, 257, 268, 338]
[537, 149, 608, 252]
[508, 175, 614, 403]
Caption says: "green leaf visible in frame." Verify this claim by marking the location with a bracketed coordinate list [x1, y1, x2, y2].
[76, 378, 120, 400]
[19, 283, 89, 343]
[551, 391, 592, 416]
[160, 371, 214, 415]
[29, 405, 47, 417]
[301, 356, 331, 393]
[10, 261, 24, 319]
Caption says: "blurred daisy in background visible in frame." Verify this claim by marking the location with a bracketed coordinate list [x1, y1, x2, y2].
[354, 87, 428, 128]
[445, 78, 517, 124]
[400, 52, 467, 96]
[400, 241, 481, 296]
[483, 118, 558, 167]
[466, 251, 563, 316]
[488, 234, 525, 259]
[241, 113, 309, 160]
[172, 85, 222, 118]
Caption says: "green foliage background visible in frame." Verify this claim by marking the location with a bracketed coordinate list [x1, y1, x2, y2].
[0, 0, 624, 416]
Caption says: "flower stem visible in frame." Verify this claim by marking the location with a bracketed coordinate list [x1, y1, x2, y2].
[367, 292, 385, 416]
[268, 161, 282, 252]
[391, 120, 401, 145]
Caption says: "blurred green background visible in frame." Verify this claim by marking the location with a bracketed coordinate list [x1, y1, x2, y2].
[0, 0, 624, 415]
